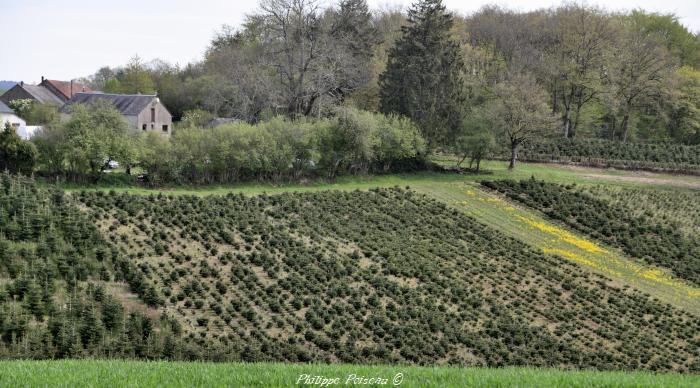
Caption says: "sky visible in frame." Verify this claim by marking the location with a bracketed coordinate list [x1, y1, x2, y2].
[1, 0, 698, 83]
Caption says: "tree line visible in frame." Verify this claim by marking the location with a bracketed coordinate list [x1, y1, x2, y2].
[4, 0, 700, 175]
[23, 102, 426, 184]
[79, 0, 700, 166]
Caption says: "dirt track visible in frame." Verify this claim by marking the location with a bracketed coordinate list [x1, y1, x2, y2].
[582, 173, 700, 189]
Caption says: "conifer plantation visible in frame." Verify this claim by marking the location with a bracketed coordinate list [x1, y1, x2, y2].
[2, 0, 700, 385]
[1, 173, 698, 373]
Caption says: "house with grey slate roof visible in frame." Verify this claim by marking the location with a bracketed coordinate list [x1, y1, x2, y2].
[61, 93, 173, 135]
[0, 77, 92, 107]
[0, 81, 65, 106]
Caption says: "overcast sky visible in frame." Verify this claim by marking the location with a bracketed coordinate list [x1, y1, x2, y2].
[1, 0, 698, 83]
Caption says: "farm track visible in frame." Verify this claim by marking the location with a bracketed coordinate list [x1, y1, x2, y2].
[581, 173, 700, 189]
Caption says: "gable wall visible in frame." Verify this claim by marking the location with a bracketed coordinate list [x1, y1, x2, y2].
[135, 100, 172, 136]
[0, 86, 35, 106]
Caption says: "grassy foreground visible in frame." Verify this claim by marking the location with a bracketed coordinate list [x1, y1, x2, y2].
[0, 361, 698, 387]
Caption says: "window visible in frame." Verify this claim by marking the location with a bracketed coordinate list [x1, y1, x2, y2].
[151, 108, 155, 122]
[162, 125, 169, 132]
[142, 124, 147, 131]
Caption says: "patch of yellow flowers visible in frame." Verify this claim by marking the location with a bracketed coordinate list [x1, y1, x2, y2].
[517, 215, 606, 254]
[516, 215, 699, 298]
[460, 188, 700, 299]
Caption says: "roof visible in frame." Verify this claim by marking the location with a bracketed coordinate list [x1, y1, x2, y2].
[42, 79, 92, 99]
[17, 84, 65, 105]
[0, 100, 13, 114]
[61, 93, 159, 116]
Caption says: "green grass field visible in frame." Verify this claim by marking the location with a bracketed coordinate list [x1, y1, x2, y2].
[1, 360, 698, 387]
[54, 160, 700, 196]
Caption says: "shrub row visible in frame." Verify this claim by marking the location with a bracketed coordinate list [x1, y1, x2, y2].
[140, 108, 426, 185]
[506, 138, 700, 173]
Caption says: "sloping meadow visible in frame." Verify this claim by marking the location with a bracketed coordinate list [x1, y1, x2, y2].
[72, 187, 699, 371]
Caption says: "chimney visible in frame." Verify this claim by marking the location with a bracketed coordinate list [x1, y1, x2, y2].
[70, 80, 74, 98]
[41, 76, 44, 83]
[20, 81, 24, 87]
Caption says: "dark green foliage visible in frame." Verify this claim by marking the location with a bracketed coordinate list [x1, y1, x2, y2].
[512, 138, 700, 173]
[71, 186, 699, 372]
[0, 123, 37, 175]
[379, 0, 466, 148]
[2, 173, 698, 371]
[0, 173, 189, 359]
[482, 178, 700, 286]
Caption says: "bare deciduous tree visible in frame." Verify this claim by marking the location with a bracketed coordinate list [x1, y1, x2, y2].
[608, 23, 676, 141]
[485, 73, 556, 169]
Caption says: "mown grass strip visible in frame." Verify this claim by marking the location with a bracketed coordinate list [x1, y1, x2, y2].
[0, 360, 698, 387]
[53, 161, 700, 197]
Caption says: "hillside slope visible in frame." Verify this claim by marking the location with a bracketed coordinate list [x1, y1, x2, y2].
[73, 187, 699, 371]
[1, 173, 698, 371]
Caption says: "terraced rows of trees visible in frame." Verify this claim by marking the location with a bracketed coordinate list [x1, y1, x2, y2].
[581, 185, 700, 237]
[1, 173, 699, 370]
[65, 184, 700, 371]
[481, 179, 700, 287]
[510, 138, 700, 173]
[0, 174, 191, 359]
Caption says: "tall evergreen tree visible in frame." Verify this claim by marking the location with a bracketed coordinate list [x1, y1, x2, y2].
[328, 0, 380, 101]
[379, 0, 466, 149]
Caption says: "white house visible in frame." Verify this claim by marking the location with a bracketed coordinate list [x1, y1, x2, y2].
[16, 126, 42, 140]
[0, 101, 26, 132]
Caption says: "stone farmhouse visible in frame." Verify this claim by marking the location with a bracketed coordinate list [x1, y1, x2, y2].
[60, 93, 173, 135]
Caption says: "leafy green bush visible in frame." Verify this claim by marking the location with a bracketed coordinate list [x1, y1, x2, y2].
[140, 109, 426, 185]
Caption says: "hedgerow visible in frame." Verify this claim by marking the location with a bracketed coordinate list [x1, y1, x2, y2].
[507, 138, 700, 173]
[138, 109, 427, 185]
[481, 178, 700, 286]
